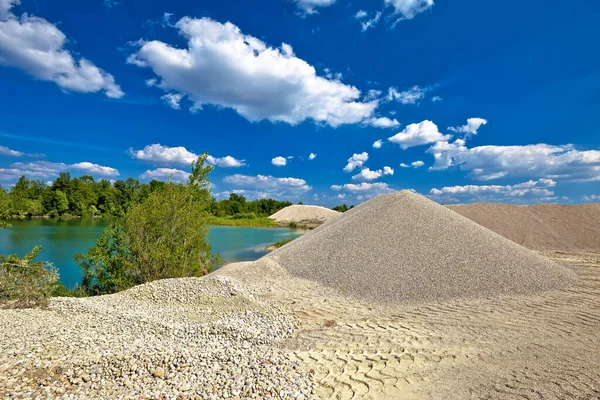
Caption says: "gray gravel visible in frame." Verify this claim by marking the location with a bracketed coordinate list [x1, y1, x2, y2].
[271, 191, 577, 304]
[0, 276, 315, 399]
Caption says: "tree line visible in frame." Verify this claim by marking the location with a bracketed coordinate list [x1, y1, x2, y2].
[0, 174, 295, 219]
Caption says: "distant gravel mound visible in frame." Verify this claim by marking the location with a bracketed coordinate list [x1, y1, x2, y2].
[269, 205, 340, 228]
[270, 191, 576, 304]
[448, 202, 600, 253]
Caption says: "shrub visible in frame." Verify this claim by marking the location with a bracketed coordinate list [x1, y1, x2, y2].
[76, 154, 222, 296]
[288, 221, 298, 229]
[0, 246, 59, 308]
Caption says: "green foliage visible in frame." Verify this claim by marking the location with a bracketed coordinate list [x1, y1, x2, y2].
[332, 204, 355, 212]
[209, 194, 292, 219]
[76, 154, 222, 296]
[288, 221, 298, 229]
[207, 216, 277, 227]
[0, 246, 59, 308]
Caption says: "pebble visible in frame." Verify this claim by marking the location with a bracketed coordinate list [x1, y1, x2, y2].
[0, 277, 315, 399]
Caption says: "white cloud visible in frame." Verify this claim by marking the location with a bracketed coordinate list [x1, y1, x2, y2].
[429, 179, 557, 203]
[367, 117, 400, 128]
[387, 85, 429, 104]
[358, 11, 382, 31]
[0, 144, 23, 156]
[128, 144, 245, 168]
[309, 153, 317, 160]
[427, 140, 600, 182]
[352, 166, 395, 181]
[0, 0, 18, 20]
[0, 3, 123, 98]
[206, 155, 246, 168]
[583, 194, 600, 202]
[384, 0, 434, 20]
[128, 17, 377, 127]
[372, 139, 383, 149]
[140, 168, 190, 181]
[161, 93, 183, 109]
[293, 0, 336, 14]
[352, 168, 378, 181]
[448, 117, 488, 137]
[355, 10, 368, 19]
[431, 95, 442, 102]
[129, 144, 197, 166]
[271, 156, 287, 167]
[223, 174, 311, 194]
[0, 160, 119, 183]
[70, 162, 119, 177]
[400, 160, 424, 168]
[388, 120, 451, 149]
[331, 181, 394, 195]
[343, 152, 369, 172]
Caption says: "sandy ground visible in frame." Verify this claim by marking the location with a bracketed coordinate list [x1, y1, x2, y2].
[216, 252, 600, 400]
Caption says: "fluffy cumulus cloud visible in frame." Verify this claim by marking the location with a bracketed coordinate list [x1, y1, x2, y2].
[0, 1, 123, 98]
[128, 17, 377, 127]
[292, 0, 336, 15]
[343, 152, 369, 172]
[388, 120, 451, 149]
[372, 140, 383, 149]
[387, 86, 429, 104]
[448, 118, 488, 137]
[161, 93, 184, 109]
[384, 0, 434, 20]
[70, 162, 119, 177]
[128, 144, 245, 168]
[140, 168, 190, 181]
[308, 153, 317, 160]
[271, 156, 287, 167]
[429, 179, 557, 203]
[400, 160, 425, 168]
[0, 144, 23, 156]
[427, 140, 600, 182]
[207, 155, 246, 168]
[583, 194, 600, 202]
[0, 160, 119, 183]
[366, 117, 400, 129]
[223, 174, 311, 197]
[351, 166, 394, 181]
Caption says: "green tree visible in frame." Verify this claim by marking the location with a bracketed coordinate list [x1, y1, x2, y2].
[76, 154, 222, 295]
[54, 190, 70, 216]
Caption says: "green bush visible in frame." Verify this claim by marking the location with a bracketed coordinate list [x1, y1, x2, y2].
[75, 154, 223, 296]
[0, 246, 59, 308]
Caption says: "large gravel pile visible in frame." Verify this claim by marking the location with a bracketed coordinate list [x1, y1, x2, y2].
[448, 202, 600, 252]
[270, 191, 576, 304]
[269, 205, 340, 228]
[0, 276, 315, 399]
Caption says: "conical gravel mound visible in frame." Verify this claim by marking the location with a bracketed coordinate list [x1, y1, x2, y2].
[269, 191, 576, 304]
[269, 205, 341, 227]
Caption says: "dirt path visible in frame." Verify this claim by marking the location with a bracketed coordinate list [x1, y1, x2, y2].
[217, 253, 600, 399]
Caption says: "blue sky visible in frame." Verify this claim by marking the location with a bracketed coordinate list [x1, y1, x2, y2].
[1, 0, 599, 206]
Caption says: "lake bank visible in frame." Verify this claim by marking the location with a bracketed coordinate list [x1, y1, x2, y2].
[0, 219, 302, 288]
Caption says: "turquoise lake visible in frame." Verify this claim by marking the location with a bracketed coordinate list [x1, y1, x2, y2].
[0, 219, 302, 288]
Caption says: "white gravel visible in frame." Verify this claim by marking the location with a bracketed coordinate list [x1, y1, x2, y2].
[0, 276, 315, 399]
[269, 205, 340, 228]
[270, 191, 577, 304]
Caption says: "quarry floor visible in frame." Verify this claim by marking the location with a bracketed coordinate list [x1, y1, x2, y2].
[218, 252, 600, 400]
